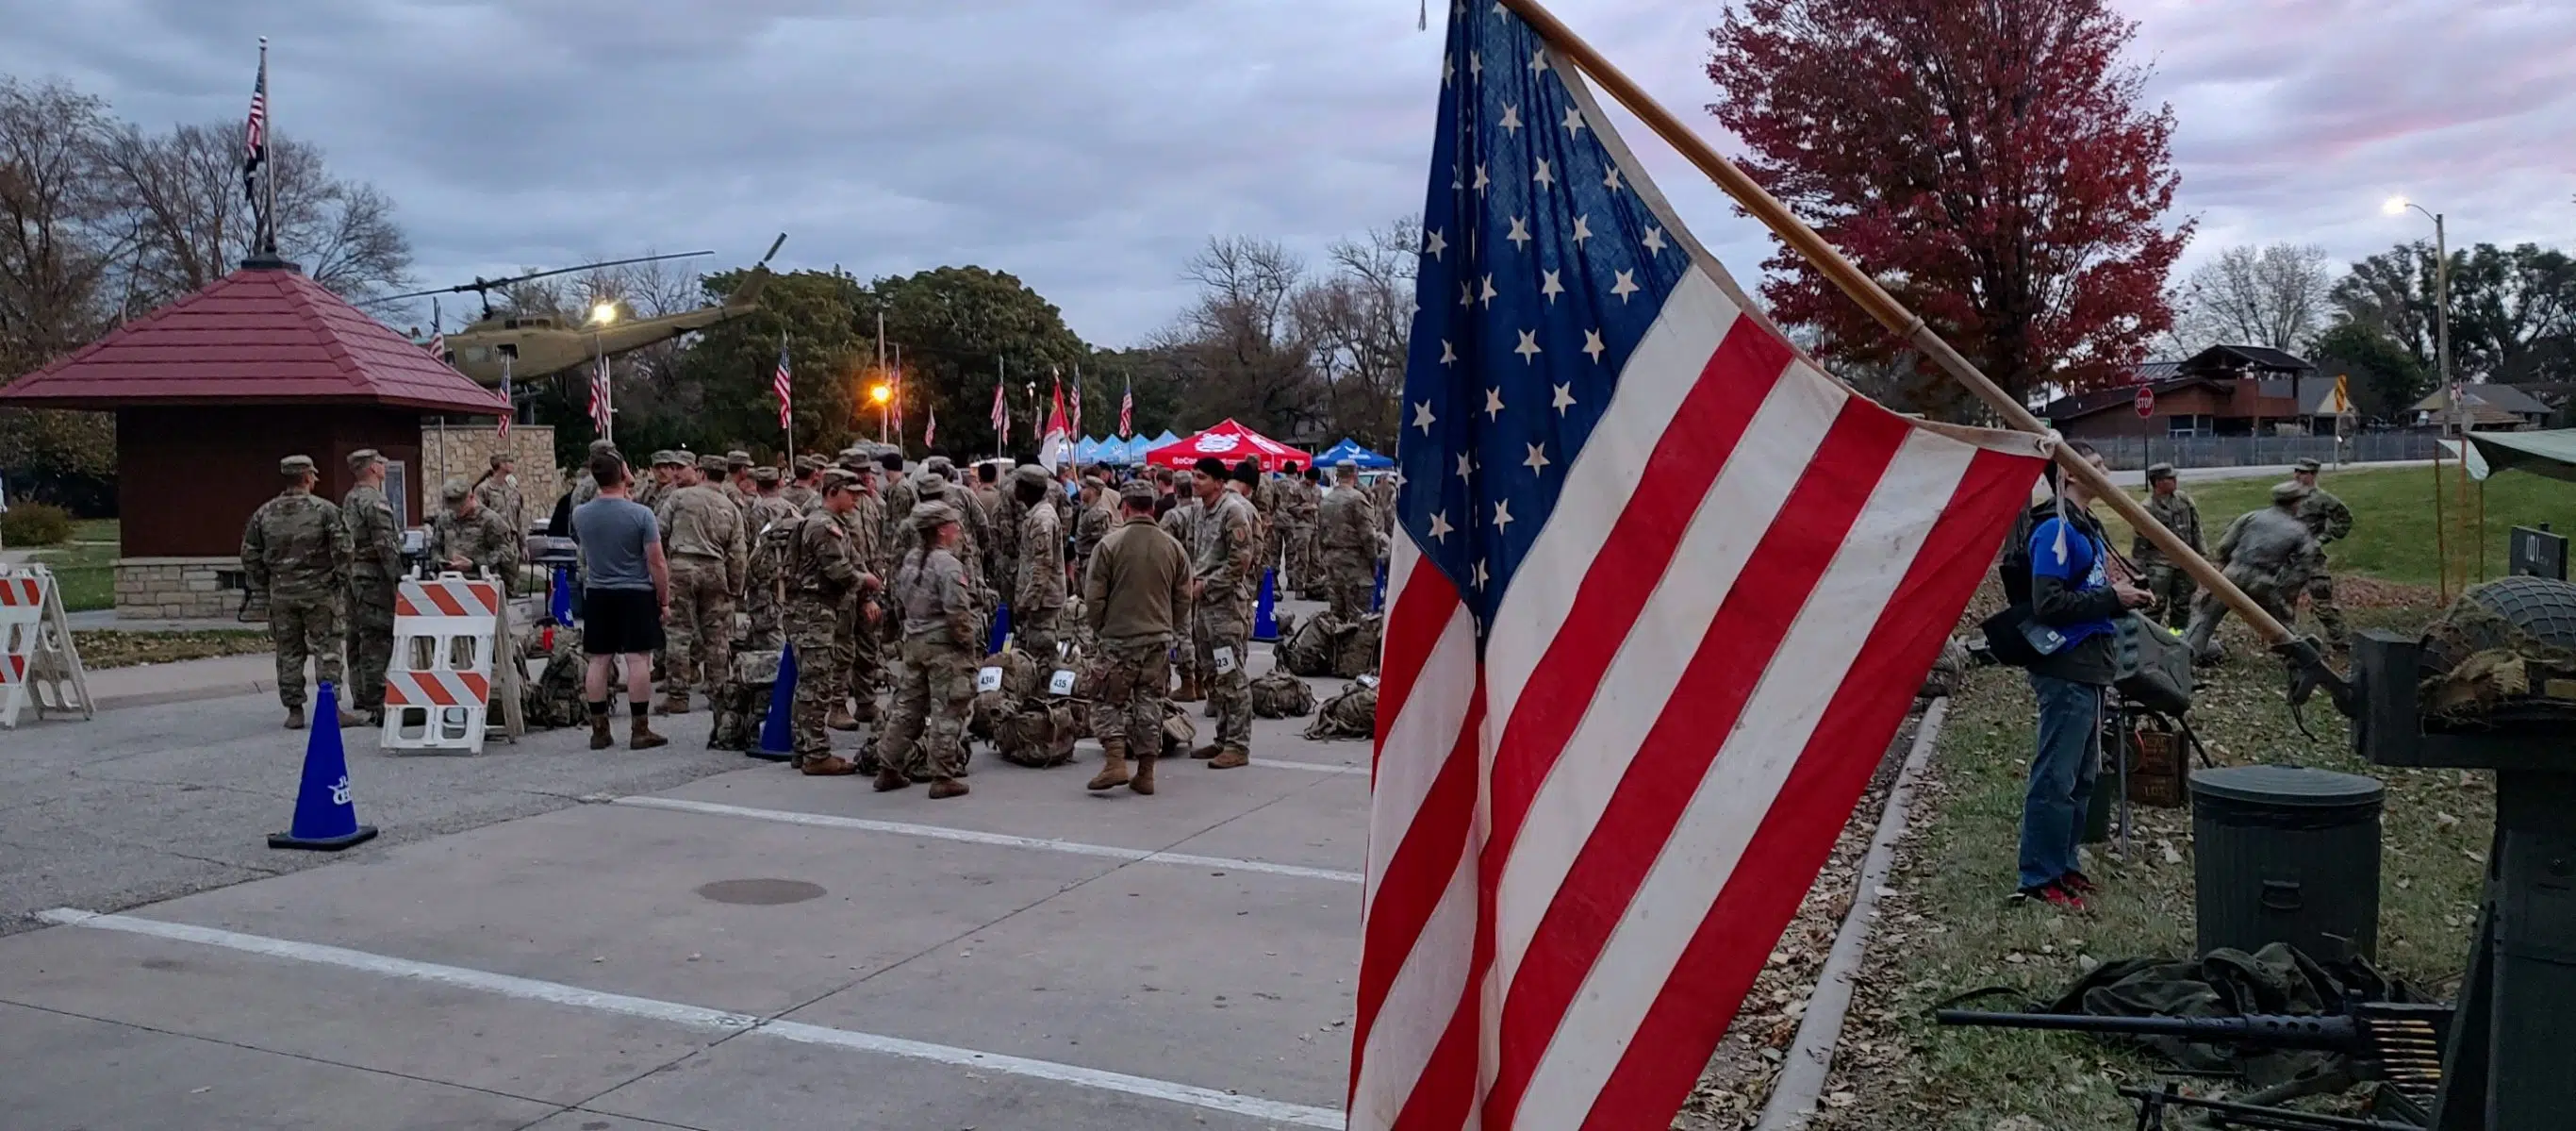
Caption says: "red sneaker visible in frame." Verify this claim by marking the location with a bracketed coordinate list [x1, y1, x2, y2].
[2040, 882, 2089, 911]
[2059, 871, 2099, 895]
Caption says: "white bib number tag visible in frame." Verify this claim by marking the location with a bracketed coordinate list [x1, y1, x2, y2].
[1357, 672, 1379, 689]
[1049, 669, 1078, 695]
[1213, 646, 1238, 674]
[976, 666, 1004, 693]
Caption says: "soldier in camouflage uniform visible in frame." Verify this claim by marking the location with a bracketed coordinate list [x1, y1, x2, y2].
[1083, 479, 1192, 794]
[1317, 461, 1383, 621]
[655, 454, 748, 714]
[1161, 470, 1206, 701]
[740, 467, 800, 651]
[341, 449, 404, 724]
[1280, 462, 1320, 596]
[242, 455, 362, 730]
[1013, 464, 1067, 658]
[563, 438, 618, 512]
[1072, 475, 1115, 599]
[1368, 474, 1397, 539]
[987, 462, 1024, 603]
[873, 501, 978, 798]
[429, 478, 521, 591]
[2133, 462, 2203, 629]
[785, 469, 878, 774]
[471, 453, 525, 539]
[723, 451, 755, 512]
[783, 456, 823, 513]
[2183, 481, 2324, 662]
[1189, 457, 1262, 768]
[2287, 457, 2354, 648]
[834, 457, 890, 728]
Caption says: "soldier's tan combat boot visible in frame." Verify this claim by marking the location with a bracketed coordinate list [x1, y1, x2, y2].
[656, 690, 689, 716]
[336, 707, 370, 729]
[850, 697, 879, 724]
[928, 777, 969, 800]
[1129, 754, 1157, 795]
[1189, 742, 1223, 760]
[873, 766, 912, 792]
[1171, 674, 1202, 703]
[283, 706, 306, 730]
[1087, 739, 1132, 791]
[629, 717, 669, 750]
[826, 704, 861, 731]
[801, 755, 857, 776]
[1207, 747, 1249, 770]
[589, 714, 615, 750]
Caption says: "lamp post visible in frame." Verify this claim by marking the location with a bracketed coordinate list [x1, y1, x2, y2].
[589, 301, 619, 443]
[868, 380, 892, 443]
[2386, 195, 2459, 590]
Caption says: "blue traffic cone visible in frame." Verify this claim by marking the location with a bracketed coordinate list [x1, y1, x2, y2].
[988, 603, 1012, 656]
[269, 681, 378, 852]
[1372, 559, 1388, 613]
[750, 643, 797, 762]
[550, 567, 574, 626]
[1252, 568, 1280, 642]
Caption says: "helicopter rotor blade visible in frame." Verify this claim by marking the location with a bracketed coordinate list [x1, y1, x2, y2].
[760, 233, 787, 266]
[362, 250, 717, 306]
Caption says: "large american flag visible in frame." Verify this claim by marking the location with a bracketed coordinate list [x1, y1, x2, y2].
[992, 376, 1011, 449]
[1348, 7, 2049, 1130]
[496, 354, 512, 441]
[1119, 374, 1134, 439]
[773, 344, 794, 432]
[587, 354, 613, 441]
[240, 49, 267, 208]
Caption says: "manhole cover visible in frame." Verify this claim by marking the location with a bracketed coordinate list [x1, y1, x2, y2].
[694, 878, 826, 906]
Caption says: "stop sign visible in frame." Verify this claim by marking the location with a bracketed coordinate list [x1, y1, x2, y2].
[2133, 386, 2155, 418]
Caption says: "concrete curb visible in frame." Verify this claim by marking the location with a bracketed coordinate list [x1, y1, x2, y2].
[1755, 696, 1951, 1131]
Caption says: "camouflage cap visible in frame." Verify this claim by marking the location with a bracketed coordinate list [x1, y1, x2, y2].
[279, 454, 317, 475]
[649, 450, 679, 467]
[489, 452, 514, 468]
[440, 477, 471, 503]
[2294, 457, 2322, 474]
[1012, 464, 1052, 489]
[751, 466, 782, 486]
[586, 438, 618, 454]
[837, 449, 872, 471]
[347, 448, 385, 469]
[792, 454, 823, 474]
[1118, 479, 1158, 506]
[923, 455, 955, 474]
[2272, 480, 2313, 505]
[912, 471, 949, 496]
[696, 453, 728, 474]
[1081, 474, 1105, 491]
[2145, 461, 2176, 481]
[725, 449, 752, 468]
[819, 467, 862, 492]
[911, 500, 962, 530]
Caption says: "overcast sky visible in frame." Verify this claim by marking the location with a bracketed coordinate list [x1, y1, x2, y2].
[6, 0, 2568, 347]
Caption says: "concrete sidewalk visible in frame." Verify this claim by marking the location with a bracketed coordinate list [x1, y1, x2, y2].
[80, 652, 278, 710]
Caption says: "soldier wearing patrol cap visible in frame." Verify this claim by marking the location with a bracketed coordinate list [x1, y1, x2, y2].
[1012, 463, 1067, 658]
[832, 455, 890, 729]
[654, 453, 748, 714]
[740, 466, 799, 650]
[723, 450, 755, 509]
[1082, 477, 1192, 794]
[2134, 462, 2204, 629]
[784, 468, 881, 773]
[241, 455, 361, 730]
[341, 448, 403, 724]
[2183, 480, 2324, 661]
[873, 500, 976, 798]
[784, 455, 823, 513]
[472, 451, 525, 538]
[2285, 457, 2354, 648]
[429, 477, 521, 591]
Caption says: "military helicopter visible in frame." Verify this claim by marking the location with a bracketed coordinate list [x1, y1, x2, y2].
[374, 234, 785, 388]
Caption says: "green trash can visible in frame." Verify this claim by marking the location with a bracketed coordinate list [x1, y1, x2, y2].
[2191, 765, 2385, 960]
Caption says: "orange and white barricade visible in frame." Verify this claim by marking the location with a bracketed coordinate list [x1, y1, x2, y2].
[382, 573, 502, 753]
[0, 564, 92, 729]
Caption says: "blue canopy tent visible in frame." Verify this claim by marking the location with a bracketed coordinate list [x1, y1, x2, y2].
[1103, 435, 1139, 464]
[1075, 436, 1105, 464]
[1314, 439, 1395, 469]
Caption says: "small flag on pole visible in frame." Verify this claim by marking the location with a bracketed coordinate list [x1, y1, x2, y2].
[772, 343, 794, 431]
[991, 378, 1010, 449]
[241, 47, 268, 209]
[1039, 371, 1071, 471]
[587, 355, 613, 441]
[924, 405, 937, 450]
[497, 355, 512, 441]
[1119, 374, 1133, 439]
[1068, 370, 1084, 438]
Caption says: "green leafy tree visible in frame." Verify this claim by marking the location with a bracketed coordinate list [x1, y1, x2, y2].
[654, 267, 876, 461]
[864, 266, 1091, 461]
[2307, 321, 2429, 423]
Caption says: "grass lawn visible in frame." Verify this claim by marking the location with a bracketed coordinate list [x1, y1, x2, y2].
[1818, 605, 2492, 1129]
[2098, 467, 2576, 590]
[25, 539, 116, 612]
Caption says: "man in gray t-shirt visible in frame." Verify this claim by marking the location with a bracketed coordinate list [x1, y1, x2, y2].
[569, 453, 670, 750]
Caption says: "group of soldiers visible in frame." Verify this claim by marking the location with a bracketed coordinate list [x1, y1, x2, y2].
[239, 449, 527, 729]
[2122, 457, 2355, 660]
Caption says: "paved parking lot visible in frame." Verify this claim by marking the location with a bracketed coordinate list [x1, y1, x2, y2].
[1, 628, 1372, 1130]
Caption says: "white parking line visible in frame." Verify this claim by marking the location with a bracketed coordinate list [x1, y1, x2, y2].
[1253, 758, 1369, 776]
[614, 796, 1364, 885]
[35, 908, 1344, 1129]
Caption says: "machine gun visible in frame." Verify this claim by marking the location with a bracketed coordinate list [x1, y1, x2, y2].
[1936, 1002, 2452, 1119]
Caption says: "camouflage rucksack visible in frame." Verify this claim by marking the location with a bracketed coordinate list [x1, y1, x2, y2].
[1304, 676, 1379, 740]
[1160, 702, 1197, 759]
[522, 628, 588, 729]
[1249, 670, 1316, 718]
[1280, 611, 1345, 677]
[707, 649, 784, 751]
[1333, 614, 1384, 678]
[969, 651, 1043, 740]
[994, 700, 1080, 768]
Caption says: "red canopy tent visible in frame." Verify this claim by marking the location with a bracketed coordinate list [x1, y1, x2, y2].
[1142, 419, 1314, 474]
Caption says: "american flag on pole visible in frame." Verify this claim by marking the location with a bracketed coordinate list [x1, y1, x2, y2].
[773, 344, 794, 432]
[924, 405, 937, 450]
[587, 354, 613, 441]
[1348, 7, 2048, 1131]
[496, 355, 512, 441]
[240, 48, 267, 208]
[1068, 370, 1084, 439]
[992, 377, 1011, 449]
[1119, 374, 1133, 439]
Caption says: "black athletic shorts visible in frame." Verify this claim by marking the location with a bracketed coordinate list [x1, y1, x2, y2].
[581, 588, 666, 656]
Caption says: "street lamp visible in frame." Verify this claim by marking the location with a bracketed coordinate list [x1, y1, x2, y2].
[2383, 196, 2452, 424]
[588, 301, 619, 326]
[868, 380, 892, 442]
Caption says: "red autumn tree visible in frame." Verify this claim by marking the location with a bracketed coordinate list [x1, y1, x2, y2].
[1708, 0, 2189, 417]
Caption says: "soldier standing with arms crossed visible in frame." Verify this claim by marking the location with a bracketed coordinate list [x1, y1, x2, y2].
[341, 449, 403, 726]
[656, 455, 747, 715]
[1013, 465, 1067, 658]
[242, 456, 362, 730]
[784, 469, 877, 774]
[1083, 479, 1190, 795]
[2134, 463, 2203, 629]
[1317, 460, 1382, 621]
[2287, 457, 2353, 649]
[1188, 457, 1261, 768]
[873, 502, 978, 798]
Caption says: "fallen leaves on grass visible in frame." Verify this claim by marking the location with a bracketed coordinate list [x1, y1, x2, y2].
[73, 630, 271, 670]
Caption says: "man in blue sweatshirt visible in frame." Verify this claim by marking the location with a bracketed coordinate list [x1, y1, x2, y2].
[2019, 443, 2154, 910]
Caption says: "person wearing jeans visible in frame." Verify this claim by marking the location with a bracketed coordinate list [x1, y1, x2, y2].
[2019, 446, 2153, 910]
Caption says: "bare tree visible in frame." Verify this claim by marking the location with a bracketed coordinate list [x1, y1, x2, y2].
[1301, 218, 1417, 449]
[2166, 242, 2333, 355]
[0, 77, 125, 374]
[95, 122, 412, 304]
[1151, 236, 1327, 438]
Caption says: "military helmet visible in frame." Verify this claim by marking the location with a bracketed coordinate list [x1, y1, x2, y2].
[586, 438, 618, 455]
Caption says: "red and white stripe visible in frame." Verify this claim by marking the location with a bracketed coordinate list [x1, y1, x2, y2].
[384, 668, 491, 707]
[0, 575, 44, 607]
[1350, 266, 2044, 1131]
[395, 577, 502, 619]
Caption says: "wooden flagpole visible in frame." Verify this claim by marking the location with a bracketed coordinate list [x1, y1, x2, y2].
[1501, 0, 2301, 648]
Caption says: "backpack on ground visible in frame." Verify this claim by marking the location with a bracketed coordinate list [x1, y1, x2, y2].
[1250, 670, 1317, 718]
[707, 649, 783, 751]
[1333, 613, 1383, 678]
[1280, 611, 1345, 676]
[1304, 677, 1379, 740]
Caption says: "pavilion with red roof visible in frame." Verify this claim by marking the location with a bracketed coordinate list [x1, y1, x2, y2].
[0, 258, 506, 619]
[1142, 419, 1314, 474]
